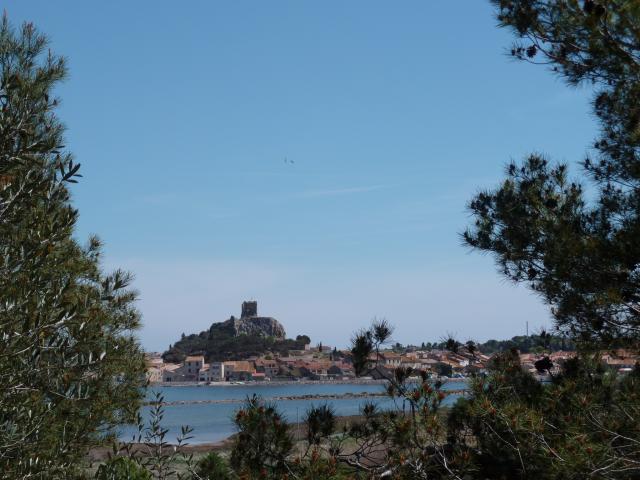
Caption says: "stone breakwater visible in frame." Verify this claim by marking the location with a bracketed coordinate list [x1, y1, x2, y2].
[144, 389, 468, 407]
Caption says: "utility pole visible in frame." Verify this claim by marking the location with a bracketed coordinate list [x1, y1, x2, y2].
[526, 321, 529, 336]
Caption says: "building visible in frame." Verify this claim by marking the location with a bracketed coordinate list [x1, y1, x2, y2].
[224, 360, 255, 381]
[198, 364, 211, 382]
[380, 352, 402, 368]
[161, 363, 183, 382]
[255, 358, 279, 378]
[144, 352, 165, 383]
[183, 355, 204, 381]
[146, 365, 163, 383]
[160, 355, 205, 382]
[208, 362, 225, 381]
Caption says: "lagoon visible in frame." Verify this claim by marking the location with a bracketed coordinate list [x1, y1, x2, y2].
[119, 381, 467, 444]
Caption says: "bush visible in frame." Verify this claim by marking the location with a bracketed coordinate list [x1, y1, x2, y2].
[230, 395, 293, 477]
[194, 452, 235, 480]
[95, 457, 152, 480]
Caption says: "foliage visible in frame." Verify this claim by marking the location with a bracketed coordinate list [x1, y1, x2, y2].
[453, 1, 640, 477]
[95, 457, 152, 480]
[434, 362, 453, 377]
[163, 320, 309, 363]
[232, 321, 640, 479]
[401, 333, 574, 354]
[349, 318, 394, 376]
[193, 452, 235, 480]
[115, 391, 198, 480]
[305, 404, 336, 446]
[226, 322, 470, 479]
[464, 0, 640, 347]
[449, 354, 640, 479]
[0, 15, 146, 478]
[477, 333, 574, 354]
[230, 395, 294, 477]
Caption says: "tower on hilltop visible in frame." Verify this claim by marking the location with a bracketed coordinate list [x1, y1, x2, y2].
[241, 300, 257, 318]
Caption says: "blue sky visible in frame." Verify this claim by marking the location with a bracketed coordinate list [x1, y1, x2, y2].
[6, 1, 596, 351]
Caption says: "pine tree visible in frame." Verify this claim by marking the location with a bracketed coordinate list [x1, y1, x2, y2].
[0, 16, 145, 477]
[464, 0, 640, 347]
[457, 2, 640, 477]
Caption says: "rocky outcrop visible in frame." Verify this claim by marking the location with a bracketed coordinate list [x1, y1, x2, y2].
[225, 316, 286, 340]
[162, 301, 293, 363]
[207, 301, 287, 340]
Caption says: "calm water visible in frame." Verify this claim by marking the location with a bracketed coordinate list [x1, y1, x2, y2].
[119, 381, 466, 444]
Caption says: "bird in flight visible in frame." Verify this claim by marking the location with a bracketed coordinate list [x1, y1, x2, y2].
[284, 157, 295, 165]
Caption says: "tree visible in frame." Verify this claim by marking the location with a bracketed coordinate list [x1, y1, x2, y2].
[448, 354, 640, 479]
[434, 362, 453, 377]
[463, 0, 640, 347]
[455, 1, 640, 477]
[0, 16, 145, 477]
[296, 334, 311, 344]
[230, 395, 293, 477]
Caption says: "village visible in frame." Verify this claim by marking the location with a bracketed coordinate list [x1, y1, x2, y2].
[145, 343, 640, 385]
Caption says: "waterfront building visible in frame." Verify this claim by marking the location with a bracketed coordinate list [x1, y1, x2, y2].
[208, 362, 225, 381]
[224, 360, 255, 381]
[161, 363, 183, 382]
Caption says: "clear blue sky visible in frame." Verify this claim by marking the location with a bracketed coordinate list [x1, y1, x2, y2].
[6, 1, 596, 351]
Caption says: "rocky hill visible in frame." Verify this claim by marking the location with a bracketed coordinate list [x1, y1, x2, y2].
[162, 301, 308, 363]
[227, 315, 286, 339]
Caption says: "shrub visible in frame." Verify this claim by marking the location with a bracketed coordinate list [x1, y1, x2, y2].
[194, 452, 235, 480]
[95, 457, 152, 480]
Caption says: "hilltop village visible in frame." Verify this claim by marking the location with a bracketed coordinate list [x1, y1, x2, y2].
[144, 301, 640, 385]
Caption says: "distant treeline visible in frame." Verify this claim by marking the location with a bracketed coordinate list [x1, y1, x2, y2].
[404, 334, 576, 355]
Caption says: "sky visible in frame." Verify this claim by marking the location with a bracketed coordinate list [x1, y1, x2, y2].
[6, 1, 597, 351]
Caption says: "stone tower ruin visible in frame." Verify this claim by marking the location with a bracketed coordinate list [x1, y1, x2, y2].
[241, 300, 258, 318]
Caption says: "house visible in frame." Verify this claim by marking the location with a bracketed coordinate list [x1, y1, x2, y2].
[464, 362, 487, 375]
[183, 355, 205, 380]
[380, 352, 402, 368]
[448, 354, 470, 367]
[303, 361, 331, 377]
[419, 358, 439, 370]
[208, 362, 225, 382]
[160, 355, 206, 382]
[433, 360, 461, 376]
[161, 363, 183, 382]
[224, 361, 255, 381]
[400, 358, 423, 370]
[277, 357, 301, 367]
[604, 357, 637, 372]
[146, 365, 163, 383]
[198, 364, 211, 382]
[255, 358, 279, 378]
[145, 353, 165, 383]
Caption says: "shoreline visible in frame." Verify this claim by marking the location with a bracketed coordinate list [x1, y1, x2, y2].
[91, 415, 367, 461]
[150, 377, 469, 388]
